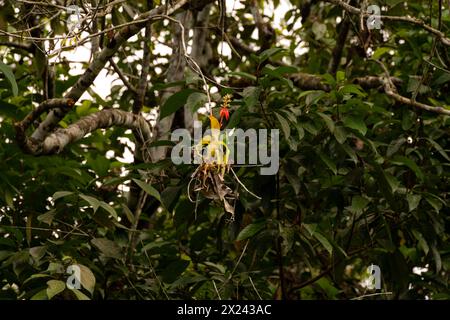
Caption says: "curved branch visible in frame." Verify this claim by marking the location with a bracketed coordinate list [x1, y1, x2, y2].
[373, 59, 450, 116]
[384, 88, 450, 116]
[18, 98, 75, 132]
[18, 109, 152, 155]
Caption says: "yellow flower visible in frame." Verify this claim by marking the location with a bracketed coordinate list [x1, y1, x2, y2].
[194, 115, 229, 168]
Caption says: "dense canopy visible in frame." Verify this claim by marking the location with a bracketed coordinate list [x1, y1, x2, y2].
[0, 0, 449, 300]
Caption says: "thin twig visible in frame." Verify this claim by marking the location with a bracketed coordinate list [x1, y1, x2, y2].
[109, 59, 137, 94]
[351, 291, 393, 300]
[220, 239, 250, 293]
[141, 239, 170, 299]
[230, 168, 262, 200]
[249, 275, 262, 300]
[212, 280, 222, 300]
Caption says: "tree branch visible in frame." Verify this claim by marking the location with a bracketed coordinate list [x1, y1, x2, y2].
[17, 109, 152, 155]
[109, 58, 137, 94]
[328, 0, 355, 75]
[132, 23, 152, 114]
[29, 0, 189, 143]
[16, 98, 75, 133]
[224, 37, 447, 115]
[384, 85, 450, 116]
[149, 11, 191, 162]
[324, 0, 450, 47]
[249, 0, 275, 51]
[373, 59, 450, 116]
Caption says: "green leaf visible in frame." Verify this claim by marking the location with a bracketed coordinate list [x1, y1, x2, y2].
[267, 65, 298, 76]
[121, 204, 135, 224]
[161, 186, 181, 213]
[186, 92, 207, 113]
[203, 261, 226, 274]
[23, 273, 52, 286]
[382, 171, 400, 194]
[339, 84, 366, 97]
[77, 264, 96, 295]
[236, 220, 266, 241]
[407, 76, 430, 94]
[406, 194, 421, 212]
[387, 138, 406, 157]
[226, 104, 245, 128]
[160, 88, 196, 119]
[86, 154, 110, 177]
[99, 202, 118, 220]
[432, 72, 450, 86]
[30, 289, 48, 300]
[411, 230, 429, 255]
[258, 47, 285, 63]
[4, 189, 14, 209]
[242, 86, 261, 109]
[343, 116, 367, 135]
[228, 71, 256, 82]
[132, 179, 161, 202]
[29, 246, 47, 262]
[79, 194, 101, 213]
[431, 245, 442, 272]
[303, 224, 333, 255]
[47, 262, 64, 273]
[317, 112, 335, 133]
[37, 210, 56, 225]
[321, 74, 336, 87]
[317, 152, 337, 175]
[333, 126, 348, 144]
[275, 112, 291, 140]
[424, 194, 443, 212]
[340, 143, 358, 163]
[295, 122, 305, 140]
[391, 156, 424, 182]
[372, 47, 391, 60]
[425, 138, 450, 161]
[349, 195, 370, 214]
[46, 280, 66, 299]
[336, 71, 346, 82]
[299, 90, 326, 106]
[76, 100, 93, 116]
[0, 100, 24, 120]
[401, 110, 414, 130]
[72, 289, 90, 300]
[261, 65, 295, 88]
[0, 61, 18, 96]
[161, 259, 190, 283]
[52, 191, 73, 201]
[317, 277, 339, 299]
[169, 275, 207, 289]
[91, 238, 122, 259]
